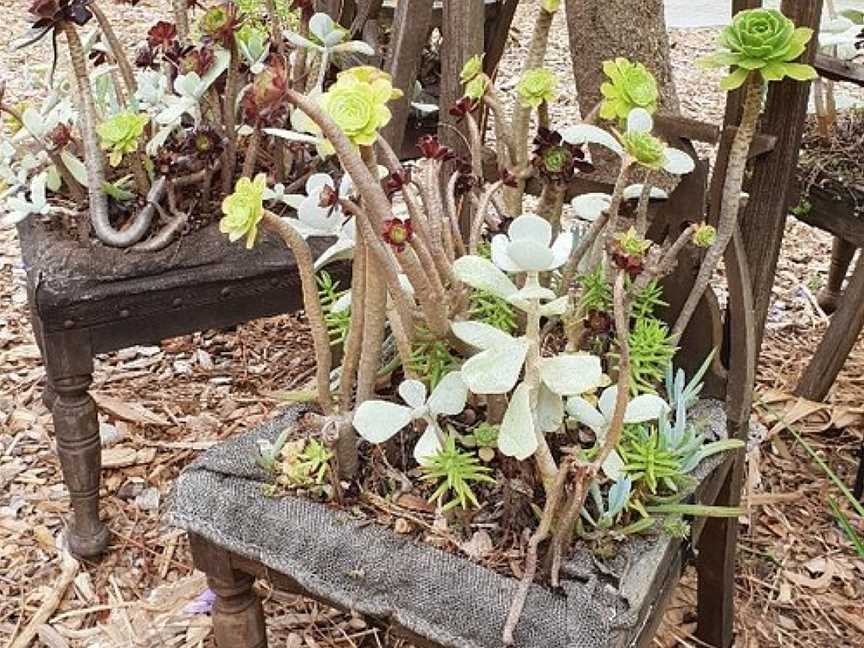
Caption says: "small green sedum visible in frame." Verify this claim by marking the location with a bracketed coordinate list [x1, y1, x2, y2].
[698, 8, 818, 90]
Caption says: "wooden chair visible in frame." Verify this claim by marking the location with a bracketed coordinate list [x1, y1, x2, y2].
[172, 2, 822, 646]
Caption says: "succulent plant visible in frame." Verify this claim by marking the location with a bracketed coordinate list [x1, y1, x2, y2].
[698, 8, 818, 90]
[96, 112, 149, 167]
[599, 57, 659, 122]
[516, 67, 558, 109]
[320, 72, 396, 146]
[219, 173, 267, 249]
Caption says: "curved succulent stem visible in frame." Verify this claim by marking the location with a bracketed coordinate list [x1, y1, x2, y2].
[673, 76, 763, 339]
[90, 3, 137, 98]
[63, 23, 149, 247]
[339, 239, 367, 410]
[469, 180, 503, 253]
[536, 182, 565, 233]
[550, 270, 631, 585]
[634, 173, 653, 236]
[241, 125, 262, 178]
[262, 210, 335, 415]
[172, 0, 190, 41]
[356, 254, 388, 403]
[220, 40, 241, 193]
[502, 463, 570, 645]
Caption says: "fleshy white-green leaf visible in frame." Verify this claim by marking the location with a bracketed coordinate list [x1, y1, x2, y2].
[460, 337, 530, 395]
[353, 401, 412, 443]
[453, 255, 518, 301]
[451, 320, 516, 351]
[539, 354, 603, 396]
[498, 382, 537, 459]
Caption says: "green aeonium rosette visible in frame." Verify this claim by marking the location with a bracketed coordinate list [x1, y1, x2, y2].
[516, 67, 558, 109]
[96, 112, 149, 167]
[599, 58, 659, 122]
[320, 69, 396, 146]
[220, 174, 266, 249]
[698, 8, 817, 90]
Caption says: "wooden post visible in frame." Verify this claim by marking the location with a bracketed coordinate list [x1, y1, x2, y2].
[439, 0, 485, 156]
[381, 0, 435, 155]
[737, 0, 824, 351]
[796, 252, 864, 401]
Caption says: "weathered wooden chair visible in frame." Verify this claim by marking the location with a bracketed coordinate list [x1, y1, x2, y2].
[170, 1, 822, 646]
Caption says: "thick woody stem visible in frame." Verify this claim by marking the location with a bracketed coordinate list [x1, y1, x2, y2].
[634, 173, 653, 236]
[672, 76, 762, 339]
[387, 306, 417, 378]
[221, 41, 241, 193]
[241, 126, 262, 178]
[561, 211, 611, 288]
[465, 112, 484, 178]
[262, 211, 335, 415]
[444, 172, 467, 257]
[63, 23, 149, 247]
[263, 0, 285, 58]
[509, 6, 557, 215]
[482, 89, 517, 165]
[633, 224, 698, 292]
[397, 247, 450, 338]
[284, 89, 396, 233]
[339, 238, 367, 410]
[403, 186, 451, 283]
[172, 0, 190, 41]
[549, 270, 631, 585]
[502, 463, 570, 646]
[525, 294, 559, 492]
[91, 4, 137, 97]
[536, 182, 566, 233]
[355, 254, 388, 403]
[469, 181, 503, 253]
[603, 161, 633, 247]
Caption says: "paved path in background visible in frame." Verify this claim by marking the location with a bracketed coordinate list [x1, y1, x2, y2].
[665, 0, 863, 28]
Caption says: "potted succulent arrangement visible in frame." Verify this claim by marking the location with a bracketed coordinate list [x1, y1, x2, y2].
[164, 2, 815, 646]
[1, 0, 378, 256]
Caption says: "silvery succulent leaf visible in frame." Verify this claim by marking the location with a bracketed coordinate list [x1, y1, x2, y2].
[560, 123, 624, 156]
[602, 449, 626, 481]
[426, 372, 468, 417]
[399, 380, 427, 409]
[565, 396, 606, 436]
[60, 151, 88, 187]
[498, 382, 537, 460]
[622, 184, 668, 201]
[451, 321, 516, 351]
[536, 383, 564, 433]
[606, 476, 632, 519]
[539, 354, 603, 396]
[663, 148, 695, 175]
[460, 337, 530, 395]
[627, 108, 654, 134]
[597, 386, 669, 424]
[452, 255, 518, 301]
[413, 426, 442, 465]
[353, 400, 413, 443]
[571, 192, 611, 222]
[539, 296, 569, 317]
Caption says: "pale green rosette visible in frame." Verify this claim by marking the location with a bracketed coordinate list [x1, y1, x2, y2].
[698, 8, 817, 90]
[516, 68, 558, 109]
[320, 73, 394, 146]
[599, 58, 659, 122]
[96, 112, 149, 167]
[220, 174, 267, 249]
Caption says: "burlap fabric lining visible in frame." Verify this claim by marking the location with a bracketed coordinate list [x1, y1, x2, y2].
[168, 400, 732, 648]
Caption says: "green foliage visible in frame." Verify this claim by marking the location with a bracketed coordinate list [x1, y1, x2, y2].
[662, 515, 691, 539]
[631, 279, 667, 321]
[96, 112, 149, 167]
[622, 317, 677, 394]
[277, 438, 333, 487]
[469, 289, 517, 334]
[470, 422, 500, 448]
[101, 176, 136, 202]
[577, 264, 612, 314]
[421, 434, 495, 512]
[619, 425, 684, 494]
[317, 271, 351, 346]
[220, 174, 266, 249]
[516, 68, 558, 109]
[235, 0, 296, 25]
[791, 199, 812, 217]
[698, 8, 817, 90]
[409, 332, 461, 389]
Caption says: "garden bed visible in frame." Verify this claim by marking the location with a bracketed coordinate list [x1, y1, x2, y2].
[170, 402, 739, 648]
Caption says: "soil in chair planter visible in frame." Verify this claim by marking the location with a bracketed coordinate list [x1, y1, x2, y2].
[170, 401, 741, 648]
[797, 109, 864, 216]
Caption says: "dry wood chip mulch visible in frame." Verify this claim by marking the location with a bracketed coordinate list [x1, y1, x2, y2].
[1, 2, 863, 647]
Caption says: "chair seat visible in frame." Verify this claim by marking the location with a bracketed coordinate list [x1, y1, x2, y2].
[170, 401, 736, 648]
[17, 220, 340, 353]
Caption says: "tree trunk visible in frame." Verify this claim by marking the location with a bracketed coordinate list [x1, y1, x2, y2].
[564, 0, 680, 117]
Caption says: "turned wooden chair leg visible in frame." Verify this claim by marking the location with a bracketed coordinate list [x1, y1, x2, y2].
[817, 237, 856, 315]
[695, 452, 745, 648]
[43, 332, 110, 558]
[189, 533, 268, 648]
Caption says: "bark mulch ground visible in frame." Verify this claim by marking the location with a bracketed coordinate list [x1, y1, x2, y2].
[1, 2, 862, 647]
